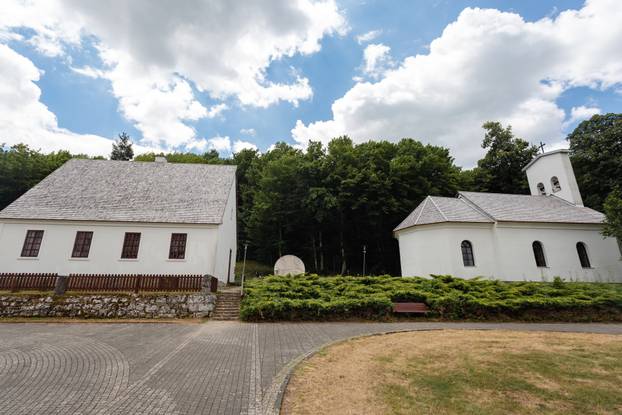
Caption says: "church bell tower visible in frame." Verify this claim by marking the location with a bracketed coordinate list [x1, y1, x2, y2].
[522, 149, 584, 206]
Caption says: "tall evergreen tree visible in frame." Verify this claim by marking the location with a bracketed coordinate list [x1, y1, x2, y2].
[110, 132, 134, 161]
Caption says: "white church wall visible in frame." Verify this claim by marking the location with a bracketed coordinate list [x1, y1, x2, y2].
[213, 179, 237, 283]
[494, 223, 622, 282]
[397, 222, 622, 282]
[396, 223, 496, 278]
[0, 220, 222, 279]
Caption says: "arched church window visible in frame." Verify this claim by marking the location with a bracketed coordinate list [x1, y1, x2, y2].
[532, 241, 547, 267]
[576, 242, 591, 268]
[537, 182, 546, 195]
[550, 176, 561, 193]
[461, 240, 475, 267]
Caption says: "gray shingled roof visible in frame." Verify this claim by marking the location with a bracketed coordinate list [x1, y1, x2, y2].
[394, 196, 494, 231]
[0, 159, 236, 224]
[458, 191, 604, 224]
[395, 191, 605, 232]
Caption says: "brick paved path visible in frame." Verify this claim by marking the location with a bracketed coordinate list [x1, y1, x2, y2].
[0, 321, 620, 414]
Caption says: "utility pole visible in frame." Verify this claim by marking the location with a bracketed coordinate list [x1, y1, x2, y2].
[241, 243, 248, 295]
[362, 245, 367, 276]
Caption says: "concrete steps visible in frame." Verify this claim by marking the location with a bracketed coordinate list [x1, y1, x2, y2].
[212, 289, 241, 320]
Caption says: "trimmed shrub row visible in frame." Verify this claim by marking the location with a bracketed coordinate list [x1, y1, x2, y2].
[240, 274, 622, 321]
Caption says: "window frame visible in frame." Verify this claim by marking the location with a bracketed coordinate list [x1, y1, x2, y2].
[121, 232, 141, 259]
[536, 182, 546, 195]
[21, 230, 44, 257]
[576, 242, 591, 269]
[550, 176, 561, 193]
[532, 241, 547, 267]
[71, 231, 93, 258]
[460, 240, 475, 267]
[168, 233, 187, 260]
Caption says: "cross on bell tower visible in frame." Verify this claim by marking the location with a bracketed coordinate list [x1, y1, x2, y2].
[538, 141, 546, 154]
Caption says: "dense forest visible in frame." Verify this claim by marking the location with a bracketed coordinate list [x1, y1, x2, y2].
[2, 116, 621, 275]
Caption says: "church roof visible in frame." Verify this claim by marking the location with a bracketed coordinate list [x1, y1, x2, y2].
[0, 159, 236, 224]
[394, 191, 605, 232]
[394, 196, 494, 230]
[458, 191, 604, 224]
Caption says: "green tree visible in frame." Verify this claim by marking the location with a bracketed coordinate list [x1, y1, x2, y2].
[0, 144, 76, 209]
[246, 143, 307, 261]
[602, 188, 622, 243]
[470, 122, 538, 194]
[134, 150, 225, 164]
[110, 132, 134, 160]
[568, 113, 622, 211]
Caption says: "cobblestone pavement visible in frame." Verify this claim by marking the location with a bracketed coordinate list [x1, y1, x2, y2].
[0, 321, 620, 415]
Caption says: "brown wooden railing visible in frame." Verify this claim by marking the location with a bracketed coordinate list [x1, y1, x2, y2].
[67, 274, 203, 293]
[0, 273, 58, 292]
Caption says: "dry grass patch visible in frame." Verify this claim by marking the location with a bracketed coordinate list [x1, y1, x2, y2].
[282, 330, 622, 415]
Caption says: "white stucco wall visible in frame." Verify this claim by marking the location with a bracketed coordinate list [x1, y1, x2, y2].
[396, 222, 622, 282]
[213, 179, 237, 283]
[0, 220, 231, 281]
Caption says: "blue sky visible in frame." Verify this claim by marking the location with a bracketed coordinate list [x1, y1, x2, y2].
[1, 0, 621, 166]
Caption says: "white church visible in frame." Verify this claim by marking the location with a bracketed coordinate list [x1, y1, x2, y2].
[394, 149, 622, 282]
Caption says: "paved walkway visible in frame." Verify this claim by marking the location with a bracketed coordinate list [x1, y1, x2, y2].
[0, 321, 621, 415]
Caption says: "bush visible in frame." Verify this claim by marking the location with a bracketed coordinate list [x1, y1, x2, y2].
[240, 274, 622, 321]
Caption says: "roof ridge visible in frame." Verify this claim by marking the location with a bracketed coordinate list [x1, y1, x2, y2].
[458, 190, 535, 197]
[457, 192, 497, 222]
[413, 197, 430, 225]
[428, 196, 448, 221]
[548, 194, 578, 207]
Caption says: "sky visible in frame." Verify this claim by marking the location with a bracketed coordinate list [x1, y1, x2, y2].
[1, 0, 621, 167]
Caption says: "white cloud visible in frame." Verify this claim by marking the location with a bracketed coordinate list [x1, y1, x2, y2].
[240, 128, 257, 136]
[1, 0, 347, 152]
[0, 0, 83, 57]
[564, 105, 601, 128]
[207, 136, 232, 153]
[206, 103, 229, 119]
[356, 29, 382, 44]
[360, 43, 394, 80]
[0, 44, 119, 156]
[233, 140, 258, 153]
[293, 0, 622, 166]
[233, 140, 257, 153]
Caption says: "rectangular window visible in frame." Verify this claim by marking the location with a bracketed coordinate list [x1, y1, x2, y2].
[71, 231, 93, 258]
[169, 233, 187, 259]
[121, 232, 141, 259]
[21, 230, 44, 257]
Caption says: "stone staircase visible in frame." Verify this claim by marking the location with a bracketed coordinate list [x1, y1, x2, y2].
[212, 288, 241, 320]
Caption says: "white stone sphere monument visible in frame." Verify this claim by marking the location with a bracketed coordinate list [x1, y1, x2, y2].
[274, 255, 305, 276]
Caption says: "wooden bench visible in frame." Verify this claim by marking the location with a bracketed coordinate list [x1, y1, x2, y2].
[392, 302, 429, 314]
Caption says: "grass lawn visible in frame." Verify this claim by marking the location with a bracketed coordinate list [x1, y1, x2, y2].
[282, 330, 622, 415]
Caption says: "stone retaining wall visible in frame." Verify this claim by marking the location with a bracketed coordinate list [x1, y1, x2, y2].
[0, 293, 217, 319]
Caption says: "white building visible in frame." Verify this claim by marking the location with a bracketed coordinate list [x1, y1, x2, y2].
[394, 150, 622, 282]
[0, 158, 237, 283]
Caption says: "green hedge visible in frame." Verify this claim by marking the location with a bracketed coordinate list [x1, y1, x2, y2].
[240, 274, 622, 321]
